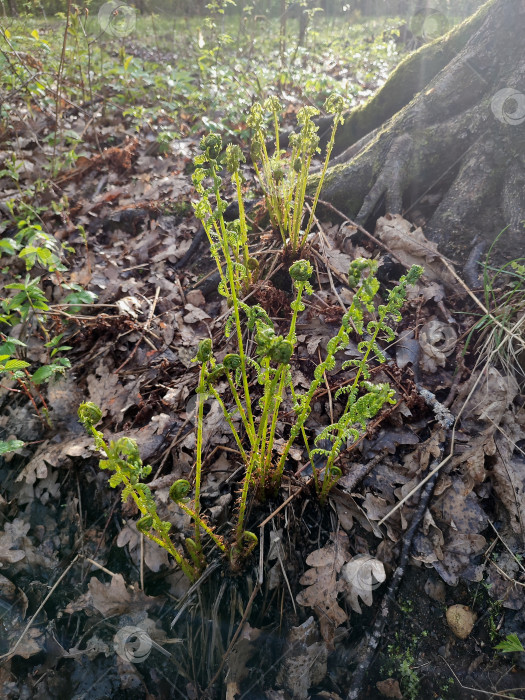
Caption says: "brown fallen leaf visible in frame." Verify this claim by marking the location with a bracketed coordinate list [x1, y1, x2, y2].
[275, 616, 328, 700]
[491, 411, 525, 539]
[376, 678, 403, 699]
[87, 359, 143, 424]
[225, 622, 262, 693]
[64, 574, 159, 617]
[374, 215, 459, 290]
[117, 521, 170, 573]
[419, 318, 457, 373]
[296, 534, 350, 647]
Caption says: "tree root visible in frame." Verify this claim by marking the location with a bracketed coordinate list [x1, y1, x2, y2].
[317, 0, 524, 263]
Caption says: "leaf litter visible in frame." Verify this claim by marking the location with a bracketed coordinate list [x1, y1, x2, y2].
[1, 52, 524, 700]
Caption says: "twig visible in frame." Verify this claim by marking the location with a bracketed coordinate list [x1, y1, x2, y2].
[0, 555, 79, 661]
[319, 346, 334, 425]
[82, 556, 118, 578]
[258, 481, 306, 529]
[305, 201, 348, 311]
[440, 656, 525, 699]
[52, 0, 73, 172]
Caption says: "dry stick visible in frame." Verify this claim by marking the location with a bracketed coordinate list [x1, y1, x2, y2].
[319, 346, 334, 425]
[0, 554, 79, 662]
[258, 480, 306, 529]
[331, 451, 385, 494]
[345, 439, 446, 700]
[490, 558, 525, 588]
[488, 519, 525, 577]
[115, 286, 160, 373]
[140, 533, 145, 591]
[82, 556, 119, 578]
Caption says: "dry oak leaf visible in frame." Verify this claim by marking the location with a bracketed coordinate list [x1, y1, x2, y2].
[296, 536, 350, 647]
[15, 437, 92, 486]
[486, 551, 525, 610]
[432, 532, 487, 586]
[374, 214, 459, 290]
[225, 622, 262, 691]
[64, 574, 159, 617]
[117, 521, 169, 573]
[87, 359, 142, 424]
[0, 529, 26, 567]
[275, 616, 328, 700]
[451, 366, 518, 432]
[491, 411, 525, 540]
[432, 476, 488, 534]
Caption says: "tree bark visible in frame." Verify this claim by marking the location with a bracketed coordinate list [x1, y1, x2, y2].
[316, 0, 525, 263]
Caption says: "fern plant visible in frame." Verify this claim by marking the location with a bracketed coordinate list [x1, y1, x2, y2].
[247, 94, 345, 253]
[78, 127, 422, 580]
[78, 402, 226, 583]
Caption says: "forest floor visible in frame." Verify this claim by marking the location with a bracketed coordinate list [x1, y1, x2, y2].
[0, 9, 524, 700]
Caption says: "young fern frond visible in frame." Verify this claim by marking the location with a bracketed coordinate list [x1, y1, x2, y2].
[78, 403, 197, 582]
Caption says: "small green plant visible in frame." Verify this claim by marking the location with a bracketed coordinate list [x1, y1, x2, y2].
[386, 641, 421, 700]
[156, 129, 176, 155]
[0, 332, 72, 427]
[441, 676, 455, 694]
[464, 228, 525, 382]
[0, 195, 94, 433]
[189, 131, 421, 564]
[247, 94, 345, 254]
[487, 596, 503, 643]
[0, 439, 24, 456]
[399, 597, 414, 614]
[78, 402, 226, 583]
[77, 130, 421, 580]
[495, 633, 525, 653]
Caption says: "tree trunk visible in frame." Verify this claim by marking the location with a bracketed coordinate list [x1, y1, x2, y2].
[317, 0, 525, 264]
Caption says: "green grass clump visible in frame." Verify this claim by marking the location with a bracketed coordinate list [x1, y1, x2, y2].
[465, 228, 525, 383]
